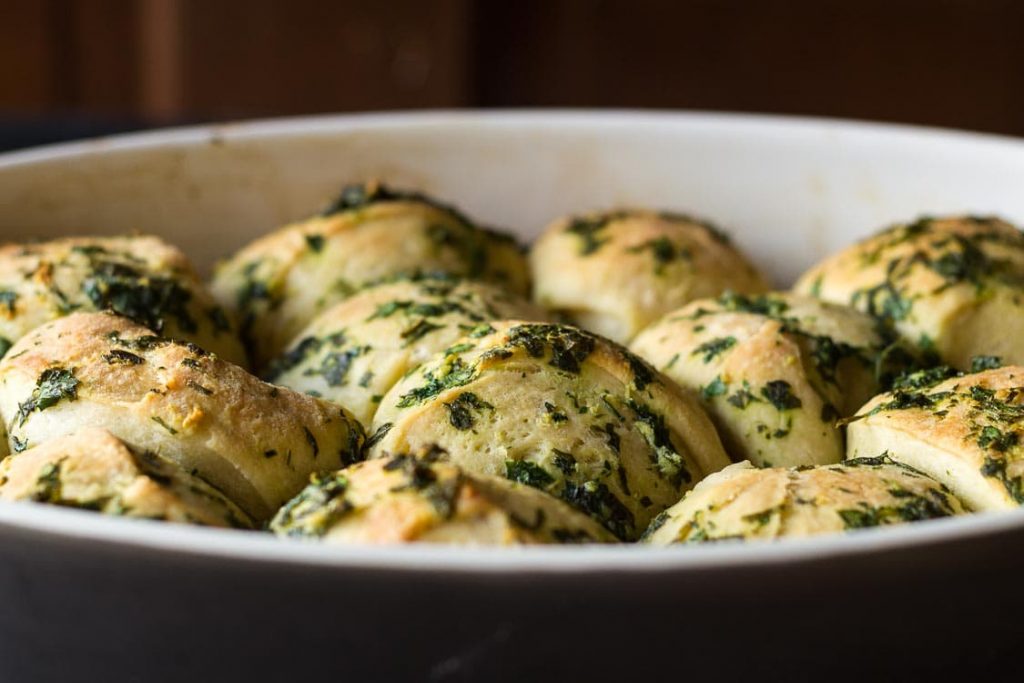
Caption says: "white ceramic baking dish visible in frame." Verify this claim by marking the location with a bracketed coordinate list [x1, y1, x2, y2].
[0, 111, 1021, 682]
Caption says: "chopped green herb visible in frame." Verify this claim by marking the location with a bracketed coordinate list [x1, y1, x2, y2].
[565, 212, 625, 255]
[396, 357, 477, 407]
[543, 401, 568, 423]
[443, 392, 494, 430]
[971, 355, 1002, 373]
[16, 367, 80, 426]
[977, 425, 1017, 452]
[365, 422, 392, 449]
[627, 236, 687, 274]
[303, 427, 319, 458]
[561, 479, 635, 540]
[150, 416, 178, 434]
[628, 399, 691, 487]
[304, 234, 325, 252]
[761, 380, 802, 411]
[692, 336, 737, 363]
[701, 376, 727, 400]
[505, 460, 555, 489]
[103, 349, 144, 365]
[0, 290, 18, 313]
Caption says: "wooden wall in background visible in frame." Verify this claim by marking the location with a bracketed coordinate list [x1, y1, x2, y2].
[2, 0, 1024, 135]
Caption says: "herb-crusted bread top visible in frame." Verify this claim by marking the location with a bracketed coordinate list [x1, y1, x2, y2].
[369, 320, 730, 540]
[0, 235, 246, 365]
[529, 209, 769, 343]
[271, 446, 616, 545]
[794, 215, 1024, 370]
[265, 275, 546, 427]
[0, 312, 365, 521]
[642, 457, 964, 544]
[0, 427, 253, 528]
[631, 292, 890, 467]
[847, 365, 1024, 511]
[210, 182, 529, 369]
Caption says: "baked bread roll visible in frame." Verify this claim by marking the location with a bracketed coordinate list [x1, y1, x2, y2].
[271, 445, 616, 545]
[0, 427, 253, 528]
[210, 182, 529, 369]
[642, 457, 964, 544]
[794, 215, 1024, 370]
[630, 292, 891, 467]
[530, 209, 769, 343]
[266, 275, 546, 426]
[0, 312, 364, 521]
[369, 321, 731, 539]
[0, 235, 246, 365]
[847, 365, 1024, 511]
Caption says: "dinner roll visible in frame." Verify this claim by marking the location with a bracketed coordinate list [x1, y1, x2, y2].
[0, 312, 364, 521]
[630, 292, 893, 468]
[847, 365, 1024, 511]
[369, 321, 730, 540]
[794, 215, 1024, 370]
[271, 445, 617, 545]
[0, 427, 253, 528]
[530, 209, 769, 343]
[210, 181, 529, 369]
[266, 275, 546, 426]
[0, 235, 246, 365]
[642, 457, 964, 544]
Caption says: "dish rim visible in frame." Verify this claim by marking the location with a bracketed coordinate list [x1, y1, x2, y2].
[2, 108, 1024, 573]
[3, 107, 1024, 170]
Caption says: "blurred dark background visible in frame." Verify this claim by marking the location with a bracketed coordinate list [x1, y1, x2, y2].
[2, 0, 1023, 151]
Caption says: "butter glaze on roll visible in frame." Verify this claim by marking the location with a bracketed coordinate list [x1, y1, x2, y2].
[0, 235, 246, 365]
[211, 182, 529, 369]
[642, 458, 964, 544]
[266, 275, 546, 426]
[0, 427, 253, 528]
[370, 320, 730, 540]
[0, 312, 364, 521]
[271, 445, 616, 545]
[795, 215, 1024, 370]
[631, 292, 893, 468]
[530, 209, 769, 343]
[847, 365, 1024, 511]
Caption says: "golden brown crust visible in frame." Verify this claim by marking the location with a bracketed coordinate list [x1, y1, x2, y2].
[210, 183, 529, 369]
[0, 312, 364, 521]
[794, 215, 1024, 370]
[642, 458, 964, 544]
[530, 209, 769, 343]
[631, 292, 887, 467]
[0, 427, 253, 528]
[266, 275, 547, 427]
[848, 365, 1024, 511]
[369, 320, 730, 540]
[0, 235, 246, 365]
[270, 446, 617, 545]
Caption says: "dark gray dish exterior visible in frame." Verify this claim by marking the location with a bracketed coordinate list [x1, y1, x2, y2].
[0, 515, 1019, 683]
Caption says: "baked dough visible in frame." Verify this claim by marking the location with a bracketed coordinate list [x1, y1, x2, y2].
[794, 215, 1024, 370]
[0, 312, 364, 521]
[847, 365, 1024, 511]
[642, 457, 964, 544]
[630, 292, 889, 467]
[530, 209, 769, 343]
[271, 445, 617, 545]
[0, 235, 246, 365]
[369, 320, 731, 539]
[0, 427, 253, 528]
[266, 275, 546, 426]
[210, 182, 529, 369]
